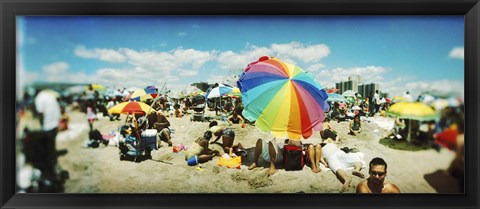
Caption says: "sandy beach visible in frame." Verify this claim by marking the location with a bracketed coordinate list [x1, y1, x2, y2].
[55, 108, 458, 193]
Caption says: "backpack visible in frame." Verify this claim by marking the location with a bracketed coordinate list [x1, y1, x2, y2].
[283, 145, 305, 171]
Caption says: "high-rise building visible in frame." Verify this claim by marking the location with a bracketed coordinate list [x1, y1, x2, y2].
[335, 76, 359, 94]
[358, 83, 379, 98]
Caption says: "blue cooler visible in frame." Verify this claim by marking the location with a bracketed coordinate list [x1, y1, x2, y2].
[141, 129, 158, 151]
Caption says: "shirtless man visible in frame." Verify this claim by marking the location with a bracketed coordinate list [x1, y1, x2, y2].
[356, 157, 400, 193]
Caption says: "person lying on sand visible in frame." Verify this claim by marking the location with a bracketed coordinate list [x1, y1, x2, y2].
[209, 121, 236, 153]
[319, 142, 366, 192]
[356, 157, 400, 193]
[320, 117, 341, 144]
[184, 131, 220, 164]
[305, 143, 328, 173]
[248, 138, 302, 176]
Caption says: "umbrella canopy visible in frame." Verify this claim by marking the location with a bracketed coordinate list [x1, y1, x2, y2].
[205, 83, 235, 99]
[130, 89, 153, 102]
[386, 102, 439, 121]
[181, 86, 204, 97]
[227, 87, 241, 97]
[341, 90, 356, 97]
[391, 95, 409, 103]
[144, 86, 158, 99]
[108, 101, 155, 115]
[386, 102, 439, 142]
[105, 89, 123, 98]
[326, 88, 339, 94]
[237, 56, 329, 140]
[326, 93, 348, 103]
[85, 84, 107, 95]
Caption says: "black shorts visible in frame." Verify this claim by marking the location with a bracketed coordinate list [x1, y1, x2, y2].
[322, 129, 337, 140]
[222, 128, 235, 138]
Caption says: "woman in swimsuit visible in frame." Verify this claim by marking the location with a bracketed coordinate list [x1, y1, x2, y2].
[349, 114, 362, 136]
[209, 121, 235, 153]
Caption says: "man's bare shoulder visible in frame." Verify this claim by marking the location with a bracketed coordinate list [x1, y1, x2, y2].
[356, 179, 371, 193]
[384, 182, 401, 193]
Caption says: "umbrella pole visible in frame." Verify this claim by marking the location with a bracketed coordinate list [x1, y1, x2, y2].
[407, 120, 411, 143]
[146, 82, 166, 114]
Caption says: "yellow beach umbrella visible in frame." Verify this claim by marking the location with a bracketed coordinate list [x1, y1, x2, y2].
[386, 102, 438, 121]
[108, 101, 155, 115]
[386, 102, 439, 142]
[130, 89, 153, 102]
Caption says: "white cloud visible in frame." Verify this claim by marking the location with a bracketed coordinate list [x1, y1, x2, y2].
[42, 62, 69, 74]
[405, 79, 464, 98]
[178, 32, 187, 37]
[449, 47, 464, 60]
[192, 24, 200, 29]
[271, 42, 330, 63]
[314, 66, 390, 88]
[75, 45, 97, 58]
[75, 45, 126, 63]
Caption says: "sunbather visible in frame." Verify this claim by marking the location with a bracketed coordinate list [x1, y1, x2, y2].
[319, 142, 366, 192]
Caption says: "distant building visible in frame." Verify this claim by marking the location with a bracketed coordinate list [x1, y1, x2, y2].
[335, 76, 360, 94]
[358, 83, 379, 99]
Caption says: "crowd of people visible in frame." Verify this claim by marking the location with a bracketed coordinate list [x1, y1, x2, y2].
[15, 85, 465, 193]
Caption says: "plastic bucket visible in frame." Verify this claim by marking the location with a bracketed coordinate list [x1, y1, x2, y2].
[187, 155, 198, 166]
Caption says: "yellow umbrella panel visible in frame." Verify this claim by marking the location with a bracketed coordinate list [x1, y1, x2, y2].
[108, 101, 156, 115]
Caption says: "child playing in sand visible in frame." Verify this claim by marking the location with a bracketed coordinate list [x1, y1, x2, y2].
[185, 131, 220, 163]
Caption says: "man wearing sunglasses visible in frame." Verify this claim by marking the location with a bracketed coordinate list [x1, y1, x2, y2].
[356, 157, 400, 193]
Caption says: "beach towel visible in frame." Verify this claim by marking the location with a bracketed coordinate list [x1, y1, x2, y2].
[217, 155, 242, 169]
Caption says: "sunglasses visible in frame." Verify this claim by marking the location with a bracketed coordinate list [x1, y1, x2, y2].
[369, 171, 386, 176]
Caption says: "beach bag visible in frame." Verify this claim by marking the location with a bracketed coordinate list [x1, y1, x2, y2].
[283, 145, 305, 171]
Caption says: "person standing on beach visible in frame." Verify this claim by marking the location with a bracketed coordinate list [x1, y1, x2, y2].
[374, 90, 381, 115]
[356, 157, 400, 193]
[34, 89, 61, 175]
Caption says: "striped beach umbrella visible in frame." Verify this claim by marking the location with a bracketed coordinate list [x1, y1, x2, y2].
[237, 56, 329, 140]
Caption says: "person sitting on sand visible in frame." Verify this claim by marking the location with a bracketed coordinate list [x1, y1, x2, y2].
[227, 112, 244, 125]
[356, 157, 400, 193]
[185, 131, 220, 163]
[320, 117, 341, 143]
[147, 111, 173, 147]
[248, 138, 302, 176]
[319, 142, 366, 192]
[209, 121, 236, 153]
[348, 114, 362, 136]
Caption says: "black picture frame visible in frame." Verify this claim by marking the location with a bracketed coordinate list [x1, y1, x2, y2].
[1, 0, 479, 208]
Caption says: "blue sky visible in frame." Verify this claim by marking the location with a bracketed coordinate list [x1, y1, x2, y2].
[17, 16, 464, 99]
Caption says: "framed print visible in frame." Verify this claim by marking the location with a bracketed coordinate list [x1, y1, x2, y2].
[1, 0, 479, 208]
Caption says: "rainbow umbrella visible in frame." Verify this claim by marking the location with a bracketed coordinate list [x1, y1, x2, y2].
[237, 56, 329, 140]
[108, 101, 155, 115]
